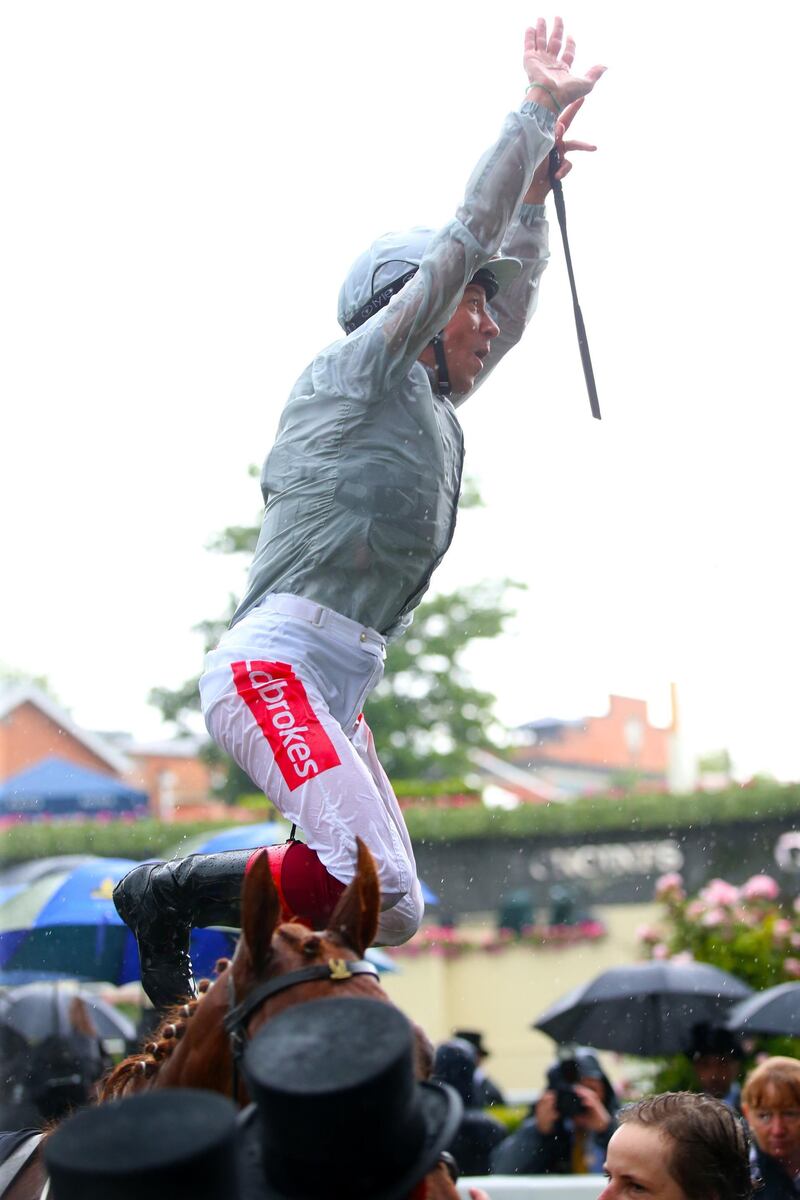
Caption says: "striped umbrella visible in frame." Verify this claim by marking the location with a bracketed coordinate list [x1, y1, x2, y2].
[0, 856, 234, 987]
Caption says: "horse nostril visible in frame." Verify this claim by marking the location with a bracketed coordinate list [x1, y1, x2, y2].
[303, 936, 321, 957]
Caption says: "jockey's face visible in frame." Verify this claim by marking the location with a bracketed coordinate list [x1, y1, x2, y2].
[419, 284, 500, 397]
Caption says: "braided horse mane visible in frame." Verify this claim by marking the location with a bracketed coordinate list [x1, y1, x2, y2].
[97, 839, 430, 1102]
[97, 969, 223, 1098]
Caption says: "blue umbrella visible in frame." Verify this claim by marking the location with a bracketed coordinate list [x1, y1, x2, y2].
[0, 757, 147, 819]
[0, 855, 96, 907]
[167, 821, 289, 858]
[0, 856, 233, 987]
[364, 947, 400, 974]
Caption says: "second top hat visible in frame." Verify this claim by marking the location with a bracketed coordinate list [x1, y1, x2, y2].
[244, 996, 462, 1200]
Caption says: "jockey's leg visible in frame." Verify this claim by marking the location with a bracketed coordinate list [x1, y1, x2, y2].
[116, 599, 422, 1007]
[201, 652, 420, 920]
[349, 714, 425, 945]
[113, 840, 344, 1009]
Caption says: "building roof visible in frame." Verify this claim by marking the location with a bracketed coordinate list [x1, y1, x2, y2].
[469, 748, 568, 803]
[0, 683, 131, 775]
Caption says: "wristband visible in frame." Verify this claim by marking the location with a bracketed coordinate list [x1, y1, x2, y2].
[525, 81, 563, 114]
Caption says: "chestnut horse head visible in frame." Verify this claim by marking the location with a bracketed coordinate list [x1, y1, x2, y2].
[98, 838, 430, 1105]
[5, 843, 434, 1200]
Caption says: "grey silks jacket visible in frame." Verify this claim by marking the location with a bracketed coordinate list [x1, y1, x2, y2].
[231, 100, 556, 641]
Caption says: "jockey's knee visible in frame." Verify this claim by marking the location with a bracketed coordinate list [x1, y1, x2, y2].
[375, 879, 424, 946]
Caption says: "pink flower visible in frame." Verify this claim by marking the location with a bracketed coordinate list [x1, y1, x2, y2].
[699, 879, 740, 907]
[655, 872, 686, 902]
[652, 943, 670, 960]
[793, 896, 800, 915]
[737, 908, 762, 927]
[790, 932, 800, 949]
[671, 951, 695, 964]
[742, 874, 780, 902]
[701, 907, 729, 928]
[784, 957, 800, 978]
[773, 919, 793, 944]
[686, 900, 707, 920]
[636, 923, 664, 945]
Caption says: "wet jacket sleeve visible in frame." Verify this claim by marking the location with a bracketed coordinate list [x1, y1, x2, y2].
[462, 196, 549, 403]
[325, 102, 556, 402]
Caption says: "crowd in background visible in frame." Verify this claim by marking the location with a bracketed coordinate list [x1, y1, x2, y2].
[4, 994, 800, 1200]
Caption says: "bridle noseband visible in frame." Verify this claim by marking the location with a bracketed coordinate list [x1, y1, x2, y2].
[222, 956, 380, 1099]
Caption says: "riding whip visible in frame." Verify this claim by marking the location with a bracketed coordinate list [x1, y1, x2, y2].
[549, 148, 601, 420]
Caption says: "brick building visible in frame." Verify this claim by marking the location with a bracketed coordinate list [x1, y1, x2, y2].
[0, 683, 128, 782]
[115, 738, 220, 821]
[510, 693, 674, 797]
[0, 683, 217, 818]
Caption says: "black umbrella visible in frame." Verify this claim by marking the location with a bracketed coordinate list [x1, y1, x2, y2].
[0, 981, 137, 1045]
[533, 960, 752, 1056]
[725, 982, 800, 1038]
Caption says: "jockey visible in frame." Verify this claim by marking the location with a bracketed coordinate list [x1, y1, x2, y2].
[114, 18, 605, 1009]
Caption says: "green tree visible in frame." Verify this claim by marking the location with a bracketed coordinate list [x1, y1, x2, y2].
[149, 477, 518, 794]
[366, 580, 520, 779]
[0, 665, 60, 702]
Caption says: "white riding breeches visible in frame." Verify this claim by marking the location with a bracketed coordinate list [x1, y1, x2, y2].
[198, 593, 424, 945]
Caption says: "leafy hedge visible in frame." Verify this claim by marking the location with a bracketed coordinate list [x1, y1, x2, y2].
[394, 778, 481, 800]
[403, 781, 800, 841]
[3, 782, 800, 865]
[0, 820, 236, 866]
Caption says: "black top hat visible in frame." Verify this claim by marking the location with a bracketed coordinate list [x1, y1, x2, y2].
[433, 1041, 478, 1106]
[453, 1029, 489, 1058]
[244, 996, 462, 1200]
[686, 1021, 745, 1060]
[43, 1088, 241, 1200]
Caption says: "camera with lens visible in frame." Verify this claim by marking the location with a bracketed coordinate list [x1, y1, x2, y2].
[554, 1057, 587, 1119]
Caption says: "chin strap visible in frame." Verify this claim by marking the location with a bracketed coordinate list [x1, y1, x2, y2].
[431, 332, 451, 398]
[549, 148, 601, 420]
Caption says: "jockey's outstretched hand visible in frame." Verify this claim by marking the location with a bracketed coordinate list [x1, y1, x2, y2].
[550, 98, 596, 181]
[523, 17, 606, 111]
[526, 97, 597, 202]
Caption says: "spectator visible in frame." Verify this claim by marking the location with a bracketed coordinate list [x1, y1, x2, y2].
[684, 1021, 745, 1110]
[240, 996, 463, 1198]
[599, 1091, 752, 1200]
[453, 1029, 506, 1108]
[432, 1040, 506, 1175]
[0, 993, 106, 1128]
[490, 1048, 618, 1175]
[741, 1056, 800, 1198]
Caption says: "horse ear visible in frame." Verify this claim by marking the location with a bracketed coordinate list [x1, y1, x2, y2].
[240, 848, 281, 973]
[329, 837, 380, 956]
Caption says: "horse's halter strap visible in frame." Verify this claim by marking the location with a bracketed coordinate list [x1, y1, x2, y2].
[222, 957, 380, 1099]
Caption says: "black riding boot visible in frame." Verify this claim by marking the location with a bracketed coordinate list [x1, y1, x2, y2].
[113, 850, 251, 1010]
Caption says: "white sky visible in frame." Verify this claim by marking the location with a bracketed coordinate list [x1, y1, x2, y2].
[3, 1, 799, 782]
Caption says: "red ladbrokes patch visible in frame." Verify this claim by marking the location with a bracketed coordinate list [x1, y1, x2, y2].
[231, 660, 341, 791]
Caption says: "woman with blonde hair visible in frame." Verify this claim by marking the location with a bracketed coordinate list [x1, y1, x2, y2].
[742, 1056, 800, 1199]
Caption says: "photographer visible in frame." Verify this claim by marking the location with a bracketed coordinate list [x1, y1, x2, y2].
[491, 1049, 618, 1176]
